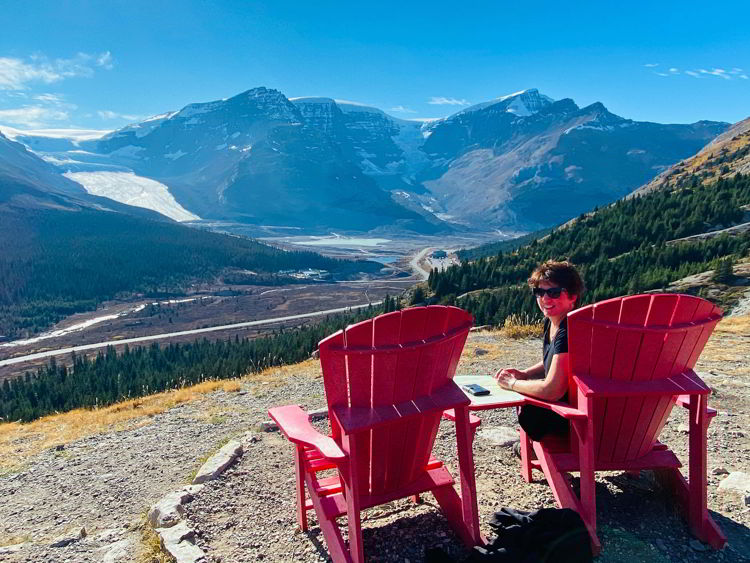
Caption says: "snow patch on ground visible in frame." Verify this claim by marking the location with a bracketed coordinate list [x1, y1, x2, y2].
[63, 171, 200, 222]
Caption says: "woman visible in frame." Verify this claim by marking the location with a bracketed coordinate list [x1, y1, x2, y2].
[494, 260, 584, 441]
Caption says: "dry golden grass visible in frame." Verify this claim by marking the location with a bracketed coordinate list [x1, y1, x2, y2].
[238, 358, 321, 387]
[0, 378, 244, 473]
[138, 522, 175, 563]
[498, 314, 544, 339]
[713, 314, 750, 336]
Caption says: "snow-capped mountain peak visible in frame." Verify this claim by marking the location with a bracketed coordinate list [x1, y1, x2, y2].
[456, 88, 554, 118]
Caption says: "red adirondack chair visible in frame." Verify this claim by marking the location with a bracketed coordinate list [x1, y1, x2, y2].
[518, 293, 726, 554]
[268, 306, 482, 563]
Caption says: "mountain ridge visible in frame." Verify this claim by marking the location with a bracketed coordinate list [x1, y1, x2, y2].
[3, 87, 729, 233]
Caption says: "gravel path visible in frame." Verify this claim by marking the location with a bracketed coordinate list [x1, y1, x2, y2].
[1, 332, 749, 562]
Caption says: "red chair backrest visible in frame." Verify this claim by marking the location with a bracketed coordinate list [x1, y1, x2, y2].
[318, 306, 473, 494]
[567, 294, 721, 462]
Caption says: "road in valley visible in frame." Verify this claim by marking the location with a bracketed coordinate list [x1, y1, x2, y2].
[409, 247, 433, 280]
[0, 302, 381, 368]
[0, 247, 435, 370]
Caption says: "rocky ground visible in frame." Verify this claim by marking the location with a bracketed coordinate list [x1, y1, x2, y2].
[1, 323, 749, 562]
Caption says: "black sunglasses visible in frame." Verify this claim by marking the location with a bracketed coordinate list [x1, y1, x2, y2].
[532, 287, 565, 299]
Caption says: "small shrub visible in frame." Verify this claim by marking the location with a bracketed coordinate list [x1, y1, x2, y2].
[500, 314, 543, 339]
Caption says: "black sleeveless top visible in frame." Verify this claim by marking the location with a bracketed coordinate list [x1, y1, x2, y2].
[543, 317, 568, 400]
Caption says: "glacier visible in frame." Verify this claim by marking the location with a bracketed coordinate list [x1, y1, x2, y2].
[63, 171, 200, 222]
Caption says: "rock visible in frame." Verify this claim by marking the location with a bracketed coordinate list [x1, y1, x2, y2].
[479, 426, 519, 447]
[712, 467, 729, 476]
[158, 520, 195, 545]
[717, 471, 750, 496]
[192, 440, 243, 484]
[0, 543, 26, 554]
[101, 537, 136, 562]
[677, 424, 690, 433]
[473, 348, 489, 356]
[243, 431, 260, 444]
[148, 489, 194, 528]
[259, 420, 277, 432]
[183, 484, 204, 495]
[50, 526, 87, 547]
[689, 539, 709, 552]
[157, 521, 206, 563]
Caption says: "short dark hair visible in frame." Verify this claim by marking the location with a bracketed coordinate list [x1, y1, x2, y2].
[527, 260, 584, 298]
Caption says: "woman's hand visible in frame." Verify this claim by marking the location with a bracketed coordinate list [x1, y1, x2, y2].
[494, 368, 522, 390]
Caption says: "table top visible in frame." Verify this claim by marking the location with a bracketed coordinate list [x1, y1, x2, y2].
[454, 375, 526, 410]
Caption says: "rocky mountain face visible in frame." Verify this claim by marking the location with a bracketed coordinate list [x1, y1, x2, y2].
[634, 116, 750, 196]
[0, 131, 167, 221]
[0, 132, 86, 207]
[5, 87, 729, 232]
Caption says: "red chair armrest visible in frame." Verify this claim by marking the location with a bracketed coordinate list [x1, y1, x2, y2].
[573, 370, 711, 398]
[521, 397, 588, 420]
[333, 382, 471, 434]
[268, 404, 346, 461]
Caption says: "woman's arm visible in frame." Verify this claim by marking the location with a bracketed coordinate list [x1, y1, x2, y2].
[495, 354, 569, 401]
[494, 361, 544, 381]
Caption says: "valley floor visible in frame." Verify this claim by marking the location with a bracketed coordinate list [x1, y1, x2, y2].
[1, 320, 749, 562]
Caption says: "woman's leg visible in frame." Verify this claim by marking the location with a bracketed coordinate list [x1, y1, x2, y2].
[518, 404, 569, 442]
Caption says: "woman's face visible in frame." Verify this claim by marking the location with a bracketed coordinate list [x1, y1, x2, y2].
[534, 280, 577, 322]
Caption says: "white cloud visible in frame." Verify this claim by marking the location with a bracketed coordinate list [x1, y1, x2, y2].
[741, 75, 749, 80]
[0, 52, 114, 90]
[34, 93, 62, 102]
[651, 64, 746, 81]
[390, 105, 417, 113]
[97, 109, 140, 121]
[644, 63, 659, 68]
[96, 51, 114, 70]
[427, 96, 470, 106]
[0, 105, 70, 127]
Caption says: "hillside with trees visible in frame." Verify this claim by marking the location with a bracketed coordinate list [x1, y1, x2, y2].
[428, 173, 750, 325]
[0, 299, 406, 422]
[0, 205, 377, 339]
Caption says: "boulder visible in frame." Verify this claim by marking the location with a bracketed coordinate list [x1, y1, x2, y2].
[717, 471, 750, 499]
[157, 522, 206, 563]
[148, 490, 194, 528]
[192, 440, 243, 484]
[101, 537, 136, 562]
[479, 426, 520, 447]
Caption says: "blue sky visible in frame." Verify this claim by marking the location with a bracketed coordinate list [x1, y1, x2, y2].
[1, 0, 748, 130]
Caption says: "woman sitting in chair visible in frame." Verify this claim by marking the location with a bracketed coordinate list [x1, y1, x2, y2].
[494, 260, 584, 441]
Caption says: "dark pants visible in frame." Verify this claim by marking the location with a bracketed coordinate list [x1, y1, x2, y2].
[518, 404, 569, 442]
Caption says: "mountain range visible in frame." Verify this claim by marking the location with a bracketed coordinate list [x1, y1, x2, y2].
[2, 87, 730, 233]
